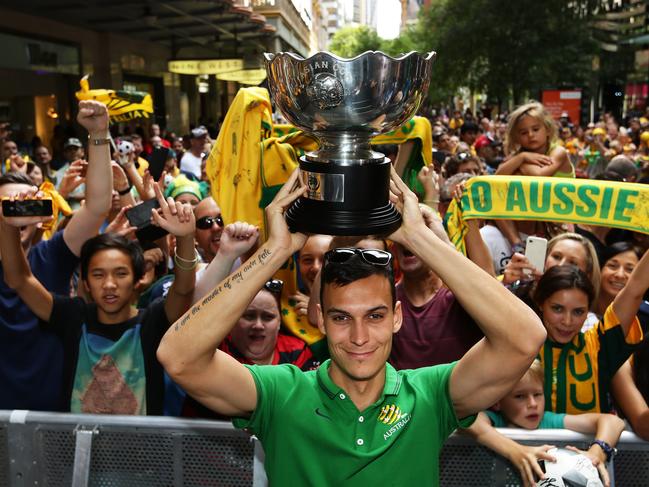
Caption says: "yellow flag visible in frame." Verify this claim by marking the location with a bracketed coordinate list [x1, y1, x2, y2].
[206, 87, 322, 344]
[75, 76, 153, 123]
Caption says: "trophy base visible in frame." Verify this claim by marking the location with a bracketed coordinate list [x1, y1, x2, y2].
[285, 197, 402, 236]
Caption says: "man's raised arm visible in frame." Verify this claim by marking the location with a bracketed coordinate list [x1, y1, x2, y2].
[388, 168, 546, 419]
[157, 170, 307, 417]
[63, 100, 112, 256]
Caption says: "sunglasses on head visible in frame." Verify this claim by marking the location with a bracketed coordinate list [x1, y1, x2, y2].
[456, 151, 473, 161]
[196, 215, 224, 230]
[264, 279, 283, 295]
[324, 248, 392, 267]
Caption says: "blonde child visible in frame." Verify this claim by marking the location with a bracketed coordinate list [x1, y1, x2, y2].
[463, 360, 624, 487]
[496, 101, 574, 178]
[494, 102, 574, 252]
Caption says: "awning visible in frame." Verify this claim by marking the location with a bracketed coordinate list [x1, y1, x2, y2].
[1, 0, 276, 58]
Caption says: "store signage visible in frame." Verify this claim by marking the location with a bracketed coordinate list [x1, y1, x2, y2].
[542, 89, 582, 127]
[168, 59, 244, 75]
[216, 68, 267, 85]
[0, 32, 80, 75]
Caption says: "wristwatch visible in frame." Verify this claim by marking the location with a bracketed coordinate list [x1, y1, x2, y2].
[589, 439, 617, 463]
[88, 134, 111, 145]
[117, 184, 132, 196]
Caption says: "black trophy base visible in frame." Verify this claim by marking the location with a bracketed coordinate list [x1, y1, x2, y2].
[285, 197, 402, 236]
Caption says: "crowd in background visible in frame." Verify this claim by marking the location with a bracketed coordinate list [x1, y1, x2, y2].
[1, 95, 649, 485]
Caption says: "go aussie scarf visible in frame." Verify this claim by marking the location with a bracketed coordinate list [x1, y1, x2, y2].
[446, 175, 649, 254]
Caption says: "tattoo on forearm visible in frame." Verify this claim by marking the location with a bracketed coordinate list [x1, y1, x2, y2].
[173, 246, 274, 332]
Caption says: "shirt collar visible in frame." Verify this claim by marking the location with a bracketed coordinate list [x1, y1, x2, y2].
[317, 359, 402, 399]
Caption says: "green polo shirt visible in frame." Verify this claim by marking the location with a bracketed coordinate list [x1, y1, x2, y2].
[233, 359, 475, 486]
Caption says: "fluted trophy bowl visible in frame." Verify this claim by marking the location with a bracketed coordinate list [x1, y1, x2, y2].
[264, 50, 435, 235]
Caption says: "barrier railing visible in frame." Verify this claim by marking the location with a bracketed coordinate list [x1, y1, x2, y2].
[1, 410, 648, 486]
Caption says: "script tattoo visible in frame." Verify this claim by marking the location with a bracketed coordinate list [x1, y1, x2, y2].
[173, 247, 274, 332]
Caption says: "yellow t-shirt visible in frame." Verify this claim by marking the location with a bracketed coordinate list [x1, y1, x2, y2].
[540, 304, 642, 414]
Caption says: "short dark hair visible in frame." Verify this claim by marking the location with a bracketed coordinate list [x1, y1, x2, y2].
[80, 233, 145, 283]
[533, 265, 595, 309]
[460, 121, 479, 134]
[443, 152, 480, 177]
[0, 171, 36, 188]
[601, 241, 643, 268]
[320, 253, 396, 308]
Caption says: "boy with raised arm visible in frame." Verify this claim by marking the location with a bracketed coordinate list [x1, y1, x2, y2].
[0, 100, 112, 411]
[0, 183, 196, 414]
[157, 168, 546, 485]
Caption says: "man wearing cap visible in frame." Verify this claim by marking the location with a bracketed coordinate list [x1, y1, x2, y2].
[158, 169, 546, 486]
[474, 134, 502, 173]
[180, 126, 208, 180]
[54, 138, 86, 207]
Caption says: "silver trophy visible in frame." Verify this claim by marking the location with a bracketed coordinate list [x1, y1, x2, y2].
[264, 50, 435, 235]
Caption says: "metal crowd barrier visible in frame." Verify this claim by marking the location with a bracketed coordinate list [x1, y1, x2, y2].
[1, 410, 648, 486]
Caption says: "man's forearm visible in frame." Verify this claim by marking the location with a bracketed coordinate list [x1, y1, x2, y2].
[0, 222, 32, 289]
[85, 130, 112, 215]
[193, 252, 237, 302]
[158, 240, 291, 372]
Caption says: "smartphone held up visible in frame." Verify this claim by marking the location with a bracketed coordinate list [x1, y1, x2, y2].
[2, 198, 53, 218]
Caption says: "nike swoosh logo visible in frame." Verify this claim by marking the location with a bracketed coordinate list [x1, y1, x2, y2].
[315, 408, 332, 420]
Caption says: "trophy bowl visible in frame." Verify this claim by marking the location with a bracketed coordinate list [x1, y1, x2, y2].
[264, 50, 435, 236]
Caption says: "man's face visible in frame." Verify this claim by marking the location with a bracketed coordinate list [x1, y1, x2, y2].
[35, 146, 52, 164]
[298, 235, 332, 293]
[0, 182, 39, 248]
[3, 141, 17, 160]
[64, 146, 82, 162]
[83, 249, 136, 318]
[477, 145, 497, 162]
[393, 242, 426, 276]
[173, 139, 184, 153]
[191, 136, 206, 152]
[461, 130, 478, 146]
[437, 134, 452, 152]
[194, 197, 224, 261]
[151, 124, 161, 137]
[318, 274, 402, 384]
[132, 138, 143, 156]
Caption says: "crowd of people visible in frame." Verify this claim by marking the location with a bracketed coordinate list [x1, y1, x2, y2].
[1, 95, 649, 486]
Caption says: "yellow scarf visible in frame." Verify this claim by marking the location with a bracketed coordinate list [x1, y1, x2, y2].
[446, 176, 649, 254]
[206, 88, 321, 343]
[38, 181, 72, 239]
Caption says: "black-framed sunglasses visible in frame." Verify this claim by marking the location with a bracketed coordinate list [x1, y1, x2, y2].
[264, 279, 283, 295]
[196, 215, 224, 230]
[324, 248, 392, 267]
[456, 151, 472, 161]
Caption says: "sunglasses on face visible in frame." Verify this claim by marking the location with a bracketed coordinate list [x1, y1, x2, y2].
[196, 215, 224, 230]
[264, 279, 283, 295]
[324, 248, 392, 267]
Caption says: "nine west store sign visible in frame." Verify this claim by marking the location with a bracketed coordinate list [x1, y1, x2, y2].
[168, 59, 244, 75]
[0, 32, 80, 75]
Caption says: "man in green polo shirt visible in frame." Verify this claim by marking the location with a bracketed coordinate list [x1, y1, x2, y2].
[158, 169, 546, 486]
